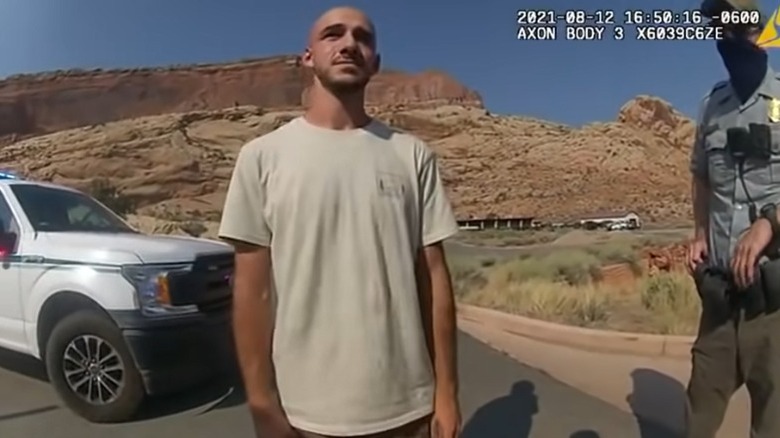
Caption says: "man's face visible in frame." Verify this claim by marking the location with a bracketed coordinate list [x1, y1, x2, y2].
[302, 8, 380, 94]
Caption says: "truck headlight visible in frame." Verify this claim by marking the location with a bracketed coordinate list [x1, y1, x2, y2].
[121, 264, 197, 316]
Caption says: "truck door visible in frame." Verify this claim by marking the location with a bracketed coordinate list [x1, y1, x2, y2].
[0, 191, 25, 350]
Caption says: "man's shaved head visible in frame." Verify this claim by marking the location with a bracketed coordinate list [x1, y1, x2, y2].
[302, 6, 380, 96]
[307, 7, 376, 46]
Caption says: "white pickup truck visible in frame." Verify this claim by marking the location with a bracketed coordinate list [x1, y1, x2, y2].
[0, 171, 235, 423]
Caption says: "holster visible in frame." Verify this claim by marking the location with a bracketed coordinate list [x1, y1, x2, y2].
[693, 265, 734, 322]
[693, 261, 780, 321]
[759, 259, 780, 314]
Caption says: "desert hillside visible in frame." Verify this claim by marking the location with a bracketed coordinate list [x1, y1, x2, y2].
[0, 95, 694, 224]
[0, 55, 481, 142]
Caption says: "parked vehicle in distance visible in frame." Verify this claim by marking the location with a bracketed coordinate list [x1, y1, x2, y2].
[0, 170, 235, 422]
[607, 221, 629, 231]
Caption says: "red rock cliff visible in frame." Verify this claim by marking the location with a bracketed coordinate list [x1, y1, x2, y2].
[0, 55, 482, 139]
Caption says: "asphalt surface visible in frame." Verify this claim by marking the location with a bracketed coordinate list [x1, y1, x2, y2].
[444, 240, 539, 260]
[0, 332, 677, 438]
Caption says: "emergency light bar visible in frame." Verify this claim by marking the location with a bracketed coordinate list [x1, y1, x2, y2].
[0, 170, 20, 180]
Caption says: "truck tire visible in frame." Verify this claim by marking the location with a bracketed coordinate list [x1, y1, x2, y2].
[44, 310, 145, 423]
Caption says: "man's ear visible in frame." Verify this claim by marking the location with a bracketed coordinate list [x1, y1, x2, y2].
[301, 47, 314, 68]
[373, 53, 381, 74]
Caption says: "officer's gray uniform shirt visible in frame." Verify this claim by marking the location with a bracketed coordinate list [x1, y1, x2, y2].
[690, 68, 780, 269]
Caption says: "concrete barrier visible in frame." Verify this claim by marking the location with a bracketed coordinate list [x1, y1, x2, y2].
[457, 304, 695, 359]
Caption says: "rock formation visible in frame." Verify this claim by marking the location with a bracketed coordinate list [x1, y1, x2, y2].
[643, 244, 688, 274]
[0, 55, 482, 141]
[0, 56, 695, 224]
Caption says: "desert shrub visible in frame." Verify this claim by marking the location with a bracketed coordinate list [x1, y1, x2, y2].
[179, 221, 207, 237]
[586, 241, 640, 268]
[480, 258, 496, 268]
[463, 277, 612, 327]
[454, 244, 702, 334]
[544, 251, 603, 285]
[494, 251, 601, 286]
[87, 178, 136, 217]
[449, 261, 488, 298]
[638, 271, 701, 334]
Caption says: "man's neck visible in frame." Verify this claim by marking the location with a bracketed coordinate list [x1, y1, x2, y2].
[304, 86, 371, 130]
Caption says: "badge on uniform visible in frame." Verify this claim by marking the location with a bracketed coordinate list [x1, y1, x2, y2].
[769, 98, 780, 123]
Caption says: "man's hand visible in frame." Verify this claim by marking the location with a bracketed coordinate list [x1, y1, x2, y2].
[431, 392, 461, 438]
[250, 398, 299, 438]
[731, 219, 773, 289]
[227, 241, 296, 438]
[686, 236, 709, 274]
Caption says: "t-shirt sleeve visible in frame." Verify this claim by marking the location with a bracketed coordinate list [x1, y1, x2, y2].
[418, 146, 459, 246]
[218, 143, 271, 246]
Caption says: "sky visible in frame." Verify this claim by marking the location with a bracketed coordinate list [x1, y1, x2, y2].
[1, 0, 780, 126]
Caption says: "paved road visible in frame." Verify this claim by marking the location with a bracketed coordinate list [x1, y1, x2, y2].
[444, 240, 540, 260]
[0, 332, 675, 438]
[444, 239, 583, 261]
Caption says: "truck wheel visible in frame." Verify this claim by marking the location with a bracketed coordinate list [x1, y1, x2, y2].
[44, 310, 145, 423]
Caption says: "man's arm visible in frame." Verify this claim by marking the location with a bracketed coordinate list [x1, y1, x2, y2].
[230, 241, 279, 411]
[692, 176, 710, 240]
[417, 242, 458, 399]
[415, 145, 461, 402]
[218, 143, 292, 433]
[690, 97, 710, 240]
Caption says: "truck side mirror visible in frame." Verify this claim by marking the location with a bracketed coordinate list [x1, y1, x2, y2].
[0, 232, 17, 257]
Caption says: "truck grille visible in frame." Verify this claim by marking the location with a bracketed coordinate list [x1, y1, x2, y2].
[167, 252, 234, 311]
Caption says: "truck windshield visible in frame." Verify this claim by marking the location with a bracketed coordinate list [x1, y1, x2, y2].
[10, 184, 136, 233]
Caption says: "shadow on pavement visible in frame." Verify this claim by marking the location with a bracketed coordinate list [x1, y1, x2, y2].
[132, 376, 246, 421]
[569, 431, 600, 438]
[0, 345, 247, 423]
[131, 357, 246, 422]
[627, 367, 685, 438]
[0, 405, 59, 422]
[461, 380, 538, 438]
[0, 347, 49, 382]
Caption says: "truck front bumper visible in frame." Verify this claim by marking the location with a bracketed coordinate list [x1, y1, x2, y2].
[109, 309, 235, 396]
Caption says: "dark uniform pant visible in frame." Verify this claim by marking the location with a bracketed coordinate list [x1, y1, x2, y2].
[685, 301, 780, 437]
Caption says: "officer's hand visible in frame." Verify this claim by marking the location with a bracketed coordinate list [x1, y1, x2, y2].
[731, 219, 773, 289]
[686, 236, 708, 275]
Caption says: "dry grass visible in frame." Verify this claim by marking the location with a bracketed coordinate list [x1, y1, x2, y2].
[453, 246, 701, 335]
[636, 271, 701, 335]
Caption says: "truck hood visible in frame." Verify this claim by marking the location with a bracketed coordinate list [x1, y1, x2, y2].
[42, 232, 233, 264]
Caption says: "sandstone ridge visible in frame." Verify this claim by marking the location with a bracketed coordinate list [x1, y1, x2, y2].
[0, 91, 695, 223]
[0, 55, 483, 141]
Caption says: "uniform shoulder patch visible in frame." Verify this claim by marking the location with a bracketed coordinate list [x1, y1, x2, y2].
[710, 80, 728, 94]
[699, 81, 728, 111]
[700, 80, 728, 102]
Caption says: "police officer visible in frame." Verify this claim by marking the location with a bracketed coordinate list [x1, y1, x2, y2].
[687, 1, 780, 437]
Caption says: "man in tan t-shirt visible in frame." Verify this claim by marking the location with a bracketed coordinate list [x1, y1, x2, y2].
[218, 6, 461, 438]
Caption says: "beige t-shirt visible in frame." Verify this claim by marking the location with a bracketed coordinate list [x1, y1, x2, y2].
[218, 116, 459, 435]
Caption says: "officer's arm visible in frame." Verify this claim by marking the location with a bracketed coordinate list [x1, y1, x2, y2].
[692, 177, 710, 240]
[690, 100, 710, 240]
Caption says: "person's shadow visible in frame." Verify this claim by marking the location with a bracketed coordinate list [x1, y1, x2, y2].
[569, 431, 600, 438]
[627, 368, 686, 437]
[461, 380, 538, 438]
